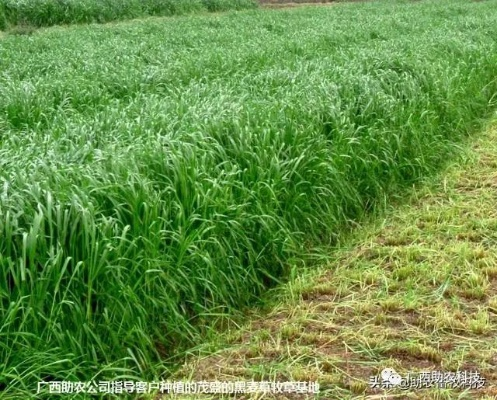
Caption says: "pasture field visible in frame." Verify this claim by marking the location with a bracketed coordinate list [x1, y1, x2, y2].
[0, 0, 257, 29]
[1, 0, 497, 398]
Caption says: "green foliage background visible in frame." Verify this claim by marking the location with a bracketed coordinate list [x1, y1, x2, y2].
[0, 0, 257, 29]
[0, 0, 497, 398]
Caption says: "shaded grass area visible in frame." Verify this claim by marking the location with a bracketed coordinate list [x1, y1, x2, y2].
[260, 0, 363, 4]
[0, 0, 257, 30]
[1, 0, 497, 398]
[164, 122, 497, 399]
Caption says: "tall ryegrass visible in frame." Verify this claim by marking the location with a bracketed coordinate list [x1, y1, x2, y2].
[1, 0, 497, 398]
[0, 3, 7, 30]
[0, 0, 257, 29]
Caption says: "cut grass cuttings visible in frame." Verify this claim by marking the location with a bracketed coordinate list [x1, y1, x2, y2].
[0, 0, 258, 30]
[1, 0, 497, 398]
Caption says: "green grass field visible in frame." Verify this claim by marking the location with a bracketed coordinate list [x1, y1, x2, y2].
[1, 0, 497, 398]
[0, 0, 257, 29]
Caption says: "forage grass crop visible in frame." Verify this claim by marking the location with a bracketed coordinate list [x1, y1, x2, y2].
[0, 3, 6, 30]
[0, 0, 258, 30]
[1, 0, 497, 398]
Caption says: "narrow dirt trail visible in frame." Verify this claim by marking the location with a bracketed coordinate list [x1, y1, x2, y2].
[154, 122, 497, 399]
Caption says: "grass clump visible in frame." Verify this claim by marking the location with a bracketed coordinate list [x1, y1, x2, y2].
[0, 3, 6, 30]
[0, 0, 497, 398]
[0, 0, 257, 29]
[202, 0, 257, 12]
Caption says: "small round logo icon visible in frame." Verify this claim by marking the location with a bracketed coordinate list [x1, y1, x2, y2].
[389, 373, 402, 385]
[380, 368, 402, 385]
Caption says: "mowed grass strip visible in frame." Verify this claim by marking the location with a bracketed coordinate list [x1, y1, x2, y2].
[1, 0, 497, 398]
[162, 122, 497, 400]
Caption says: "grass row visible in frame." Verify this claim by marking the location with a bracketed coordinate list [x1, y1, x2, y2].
[163, 122, 497, 400]
[0, 0, 257, 30]
[1, 0, 497, 398]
